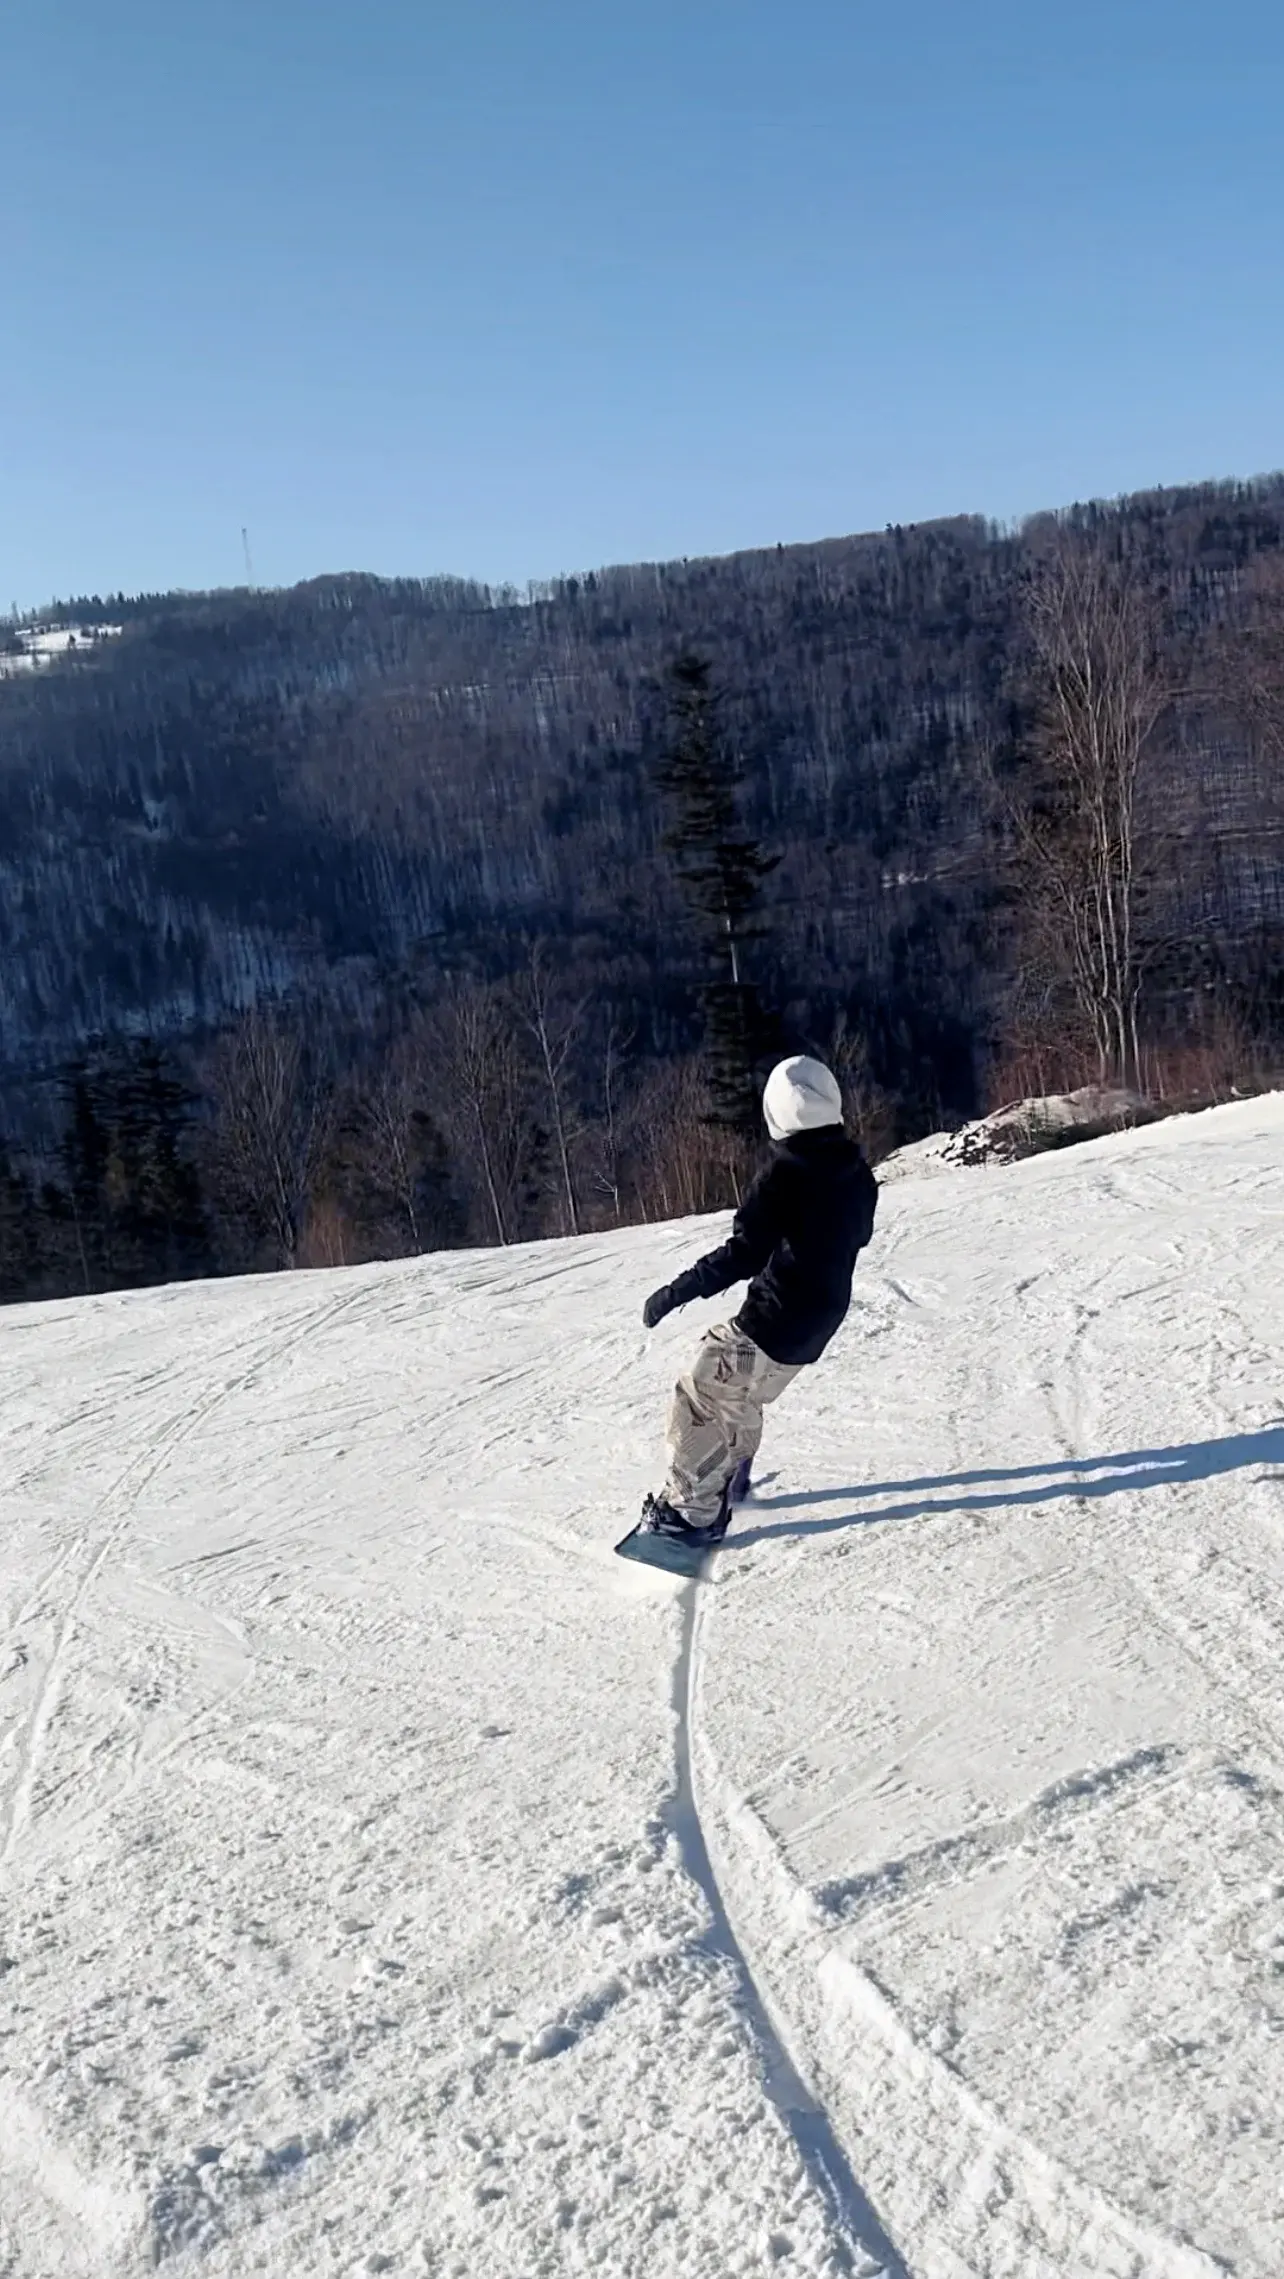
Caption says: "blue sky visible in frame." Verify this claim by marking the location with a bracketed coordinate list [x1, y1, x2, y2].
[3, 0, 1281, 605]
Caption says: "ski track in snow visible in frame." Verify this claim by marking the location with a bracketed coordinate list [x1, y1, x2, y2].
[1, 1283, 368, 1870]
[1, 1096, 1282, 2276]
[696, 1106, 1284, 2279]
[676, 1588, 903, 2277]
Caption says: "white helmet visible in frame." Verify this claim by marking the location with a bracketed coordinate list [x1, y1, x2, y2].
[762, 1056, 843, 1142]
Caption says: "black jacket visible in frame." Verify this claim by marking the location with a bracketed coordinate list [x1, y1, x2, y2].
[660, 1127, 878, 1366]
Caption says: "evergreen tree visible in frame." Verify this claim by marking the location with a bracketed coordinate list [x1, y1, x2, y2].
[57, 1043, 212, 1292]
[0, 1144, 44, 1302]
[112, 1043, 213, 1283]
[61, 1064, 112, 1291]
[653, 654, 778, 1146]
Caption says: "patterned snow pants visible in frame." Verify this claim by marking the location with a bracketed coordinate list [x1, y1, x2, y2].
[664, 1321, 800, 1528]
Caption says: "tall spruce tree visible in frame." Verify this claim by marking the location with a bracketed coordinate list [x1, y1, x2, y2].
[61, 1064, 112, 1291]
[57, 1044, 212, 1292]
[0, 1144, 44, 1302]
[654, 654, 778, 1145]
[112, 1043, 212, 1284]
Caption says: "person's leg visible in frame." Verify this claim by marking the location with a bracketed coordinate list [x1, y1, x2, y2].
[662, 1324, 738, 1528]
[724, 1344, 799, 1503]
[663, 1324, 798, 1528]
[753, 1348, 800, 1422]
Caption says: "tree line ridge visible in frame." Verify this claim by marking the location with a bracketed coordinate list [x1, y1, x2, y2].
[1, 475, 1281, 1296]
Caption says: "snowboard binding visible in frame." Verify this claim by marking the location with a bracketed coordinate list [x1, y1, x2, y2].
[614, 1460, 753, 1578]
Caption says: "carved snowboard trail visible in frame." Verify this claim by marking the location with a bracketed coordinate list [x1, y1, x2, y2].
[673, 1583, 905, 2279]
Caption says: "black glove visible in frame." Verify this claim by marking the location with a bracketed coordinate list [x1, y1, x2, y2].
[642, 1284, 677, 1330]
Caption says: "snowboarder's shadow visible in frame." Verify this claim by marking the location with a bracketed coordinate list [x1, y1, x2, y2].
[733, 1423, 1284, 1547]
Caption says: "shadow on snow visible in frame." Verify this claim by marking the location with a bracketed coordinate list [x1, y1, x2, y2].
[732, 1424, 1284, 1549]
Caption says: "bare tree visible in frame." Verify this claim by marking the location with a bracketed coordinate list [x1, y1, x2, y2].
[1002, 541, 1171, 1089]
[329, 1023, 452, 1256]
[520, 942, 586, 1235]
[590, 1020, 632, 1223]
[433, 981, 529, 1245]
[620, 1054, 736, 1223]
[822, 1011, 897, 1160]
[360, 1053, 429, 1253]
[205, 1005, 330, 1266]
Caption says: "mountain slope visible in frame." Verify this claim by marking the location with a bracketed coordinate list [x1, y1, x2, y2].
[3, 478, 1283, 1123]
[0, 1096, 1281, 2277]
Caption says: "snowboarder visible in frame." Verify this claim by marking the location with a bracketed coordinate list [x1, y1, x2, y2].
[633, 1055, 878, 1552]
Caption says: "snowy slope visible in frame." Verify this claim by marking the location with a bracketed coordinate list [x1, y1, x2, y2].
[1, 1098, 1281, 2279]
[0, 624, 123, 678]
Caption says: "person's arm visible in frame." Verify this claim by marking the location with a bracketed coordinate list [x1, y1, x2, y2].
[642, 1163, 782, 1327]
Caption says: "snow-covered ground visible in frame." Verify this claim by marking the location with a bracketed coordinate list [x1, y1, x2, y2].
[1, 1096, 1281, 2278]
[0, 623, 123, 677]
[876, 1085, 1153, 1179]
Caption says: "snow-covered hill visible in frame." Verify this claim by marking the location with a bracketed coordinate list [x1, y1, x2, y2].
[0, 623, 123, 678]
[1, 1097, 1281, 2279]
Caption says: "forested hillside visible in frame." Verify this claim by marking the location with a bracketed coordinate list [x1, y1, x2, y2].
[1, 476, 1281, 1294]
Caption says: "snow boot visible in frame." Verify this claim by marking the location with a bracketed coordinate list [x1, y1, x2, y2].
[639, 1492, 717, 1547]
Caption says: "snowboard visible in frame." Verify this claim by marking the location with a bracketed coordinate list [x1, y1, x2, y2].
[614, 1460, 755, 1579]
[613, 1521, 723, 1580]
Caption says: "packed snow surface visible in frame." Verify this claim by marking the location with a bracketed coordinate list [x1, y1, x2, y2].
[1, 1096, 1282, 2278]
